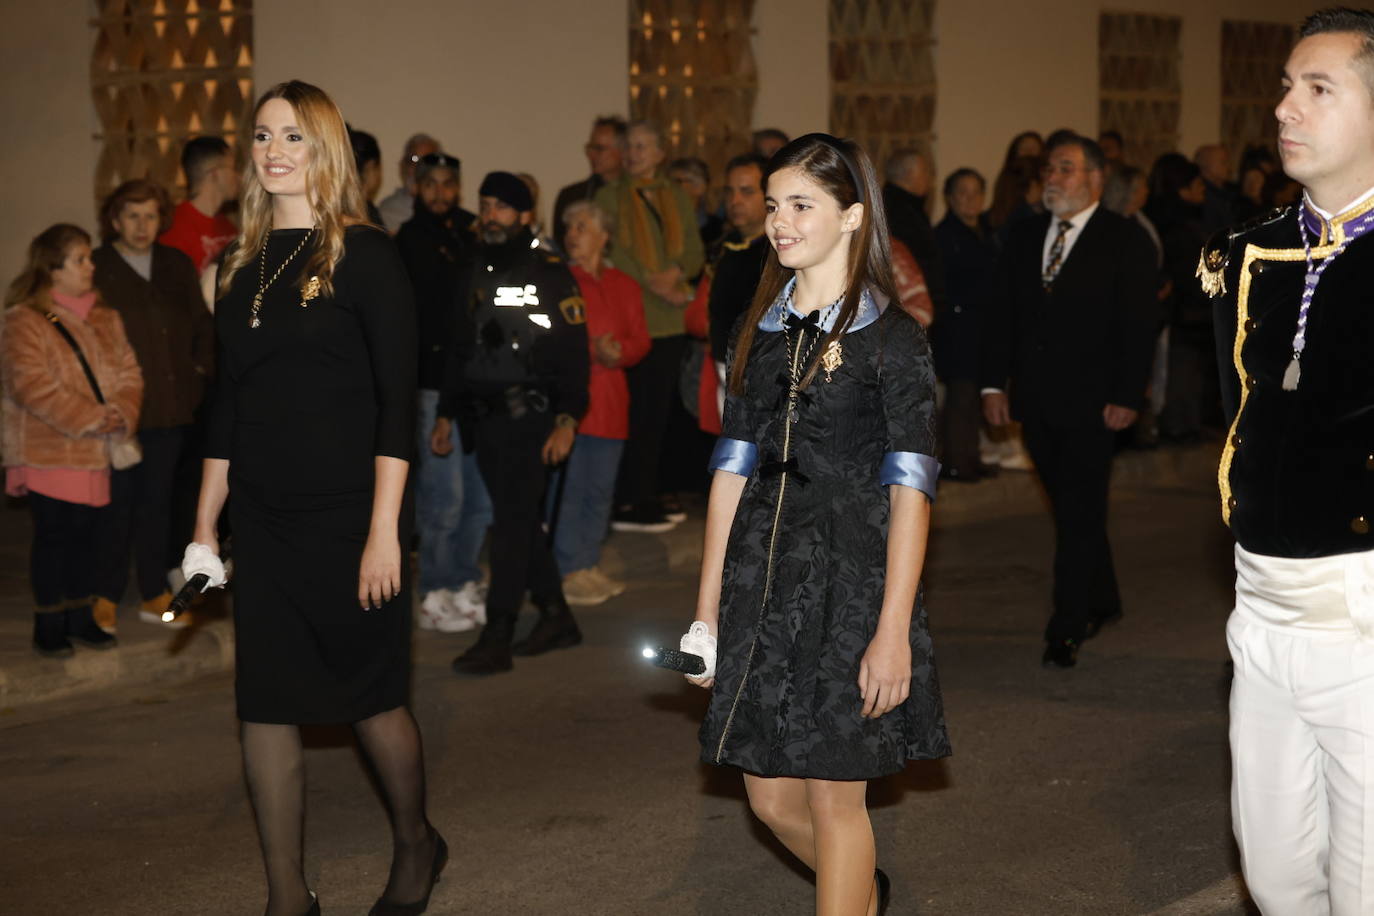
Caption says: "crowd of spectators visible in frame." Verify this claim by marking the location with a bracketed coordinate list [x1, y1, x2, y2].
[3, 111, 1273, 654]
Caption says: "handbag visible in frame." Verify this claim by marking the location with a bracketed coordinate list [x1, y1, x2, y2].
[44, 311, 142, 470]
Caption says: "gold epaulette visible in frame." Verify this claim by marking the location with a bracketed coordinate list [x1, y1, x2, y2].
[1196, 206, 1292, 299]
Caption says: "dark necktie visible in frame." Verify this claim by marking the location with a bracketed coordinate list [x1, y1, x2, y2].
[1042, 219, 1073, 291]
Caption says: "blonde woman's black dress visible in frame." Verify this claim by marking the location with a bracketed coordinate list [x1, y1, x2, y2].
[701, 283, 950, 779]
[207, 226, 417, 724]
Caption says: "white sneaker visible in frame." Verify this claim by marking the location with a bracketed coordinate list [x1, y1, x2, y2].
[588, 566, 627, 597]
[452, 580, 487, 625]
[417, 589, 474, 633]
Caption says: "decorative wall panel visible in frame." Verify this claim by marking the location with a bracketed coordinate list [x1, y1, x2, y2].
[91, 0, 254, 201]
[629, 0, 757, 180]
[829, 0, 936, 169]
[1221, 20, 1292, 161]
[1099, 12, 1181, 168]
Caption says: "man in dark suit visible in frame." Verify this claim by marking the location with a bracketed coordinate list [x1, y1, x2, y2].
[981, 133, 1157, 668]
[552, 116, 626, 253]
[883, 148, 947, 318]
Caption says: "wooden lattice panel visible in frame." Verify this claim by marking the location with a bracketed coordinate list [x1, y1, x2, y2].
[629, 0, 758, 181]
[829, 0, 936, 169]
[1099, 12, 1181, 168]
[1221, 20, 1293, 161]
[91, 0, 254, 202]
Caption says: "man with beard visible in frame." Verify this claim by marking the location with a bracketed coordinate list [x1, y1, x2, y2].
[437, 172, 590, 676]
[1202, 11, 1374, 911]
[395, 153, 490, 633]
[981, 132, 1157, 669]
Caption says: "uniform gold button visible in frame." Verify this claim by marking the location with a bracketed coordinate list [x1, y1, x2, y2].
[1244, 318, 1259, 332]
[1353, 517, 1371, 535]
[1228, 497, 1238, 510]
[1250, 261, 1267, 276]
[1232, 435, 1244, 448]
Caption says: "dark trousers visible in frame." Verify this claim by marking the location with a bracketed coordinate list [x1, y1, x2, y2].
[98, 426, 186, 602]
[474, 410, 562, 642]
[29, 492, 102, 609]
[1021, 417, 1121, 644]
[1161, 333, 1219, 438]
[617, 334, 689, 508]
[940, 379, 982, 475]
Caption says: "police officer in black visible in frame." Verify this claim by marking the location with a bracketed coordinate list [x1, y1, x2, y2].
[437, 171, 590, 676]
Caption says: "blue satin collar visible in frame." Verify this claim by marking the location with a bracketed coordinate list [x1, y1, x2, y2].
[758, 278, 882, 334]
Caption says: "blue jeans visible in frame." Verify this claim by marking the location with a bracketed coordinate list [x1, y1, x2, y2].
[547, 434, 625, 575]
[415, 389, 492, 592]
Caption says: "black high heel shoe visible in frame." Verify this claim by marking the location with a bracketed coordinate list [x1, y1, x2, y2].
[368, 830, 448, 916]
[874, 868, 891, 915]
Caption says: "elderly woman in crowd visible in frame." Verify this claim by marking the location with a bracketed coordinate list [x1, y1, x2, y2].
[550, 200, 651, 605]
[3, 224, 143, 657]
[91, 179, 215, 632]
[595, 119, 704, 531]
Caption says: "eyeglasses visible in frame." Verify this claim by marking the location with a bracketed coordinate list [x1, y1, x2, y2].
[1041, 162, 1098, 178]
[416, 152, 461, 170]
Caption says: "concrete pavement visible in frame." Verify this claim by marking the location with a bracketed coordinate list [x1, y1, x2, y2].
[1, 439, 1263, 914]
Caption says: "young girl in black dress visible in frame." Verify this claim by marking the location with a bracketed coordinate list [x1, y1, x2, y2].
[184, 81, 443, 916]
[689, 134, 949, 915]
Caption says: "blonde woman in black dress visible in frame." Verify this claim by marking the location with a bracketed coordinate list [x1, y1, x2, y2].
[185, 81, 443, 916]
[690, 134, 949, 915]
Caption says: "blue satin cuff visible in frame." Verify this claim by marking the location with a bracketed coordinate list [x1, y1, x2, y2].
[879, 451, 940, 501]
[709, 437, 758, 477]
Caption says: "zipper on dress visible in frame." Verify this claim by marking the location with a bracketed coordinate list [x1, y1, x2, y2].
[715, 329, 806, 764]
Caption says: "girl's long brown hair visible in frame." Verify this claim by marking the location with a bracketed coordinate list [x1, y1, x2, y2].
[5, 224, 92, 309]
[217, 80, 367, 301]
[728, 134, 897, 394]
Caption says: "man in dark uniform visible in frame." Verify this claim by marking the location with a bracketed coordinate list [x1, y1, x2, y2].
[436, 171, 590, 676]
[1202, 11, 1374, 912]
[707, 153, 770, 377]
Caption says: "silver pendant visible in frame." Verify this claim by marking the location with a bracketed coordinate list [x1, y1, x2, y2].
[1282, 356, 1301, 391]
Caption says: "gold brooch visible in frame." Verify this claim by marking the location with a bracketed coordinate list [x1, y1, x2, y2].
[299, 275, 321, 308]
[821, 340, 843, 382]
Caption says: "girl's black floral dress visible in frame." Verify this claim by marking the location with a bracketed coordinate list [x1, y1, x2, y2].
[700, 282, 951, 780]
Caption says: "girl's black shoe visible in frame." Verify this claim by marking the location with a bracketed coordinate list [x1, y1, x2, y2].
[875, 868, 892, 915]
[368, 831, 448, 916]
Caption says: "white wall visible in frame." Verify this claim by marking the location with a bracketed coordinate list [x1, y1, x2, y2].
[254, 0, 628, 232]
[753, 0, 830, 137]
[0, 0, 100, 285]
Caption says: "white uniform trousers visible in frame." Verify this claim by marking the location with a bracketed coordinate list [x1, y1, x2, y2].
[1228, 543, 1374, 915]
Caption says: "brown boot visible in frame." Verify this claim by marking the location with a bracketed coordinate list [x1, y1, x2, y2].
[93, 596, 119, 635]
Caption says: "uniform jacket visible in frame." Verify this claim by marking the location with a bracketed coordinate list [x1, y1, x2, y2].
[1, 294, 143, 470]
[1204, 203, 1374, 558]
[439, 229, 589, 422]
[981, 207, 1158, 426]
[93, 242, 213, 429]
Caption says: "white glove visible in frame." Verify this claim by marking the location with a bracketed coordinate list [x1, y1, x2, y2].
[680, 620, 718, 681]
[181, 542, 227, 590]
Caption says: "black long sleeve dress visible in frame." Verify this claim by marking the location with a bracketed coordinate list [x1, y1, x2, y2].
[207, 226, 418, 724]
[700, 284, 951, 780]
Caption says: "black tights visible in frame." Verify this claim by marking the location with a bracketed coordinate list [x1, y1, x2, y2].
[241, 707, 435, 915]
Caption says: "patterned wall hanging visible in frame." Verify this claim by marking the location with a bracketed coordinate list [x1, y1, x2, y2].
[1221, 20, 1293, 165]
[1099, 12, 1181, 169]
[91, 0, 254, 202]
[629, 0, 758, 182]
[829, 0, 937, 171]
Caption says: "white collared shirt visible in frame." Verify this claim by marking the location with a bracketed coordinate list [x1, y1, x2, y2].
[1041, 201, 1100, 274]
[1304, 185, 1374, 221]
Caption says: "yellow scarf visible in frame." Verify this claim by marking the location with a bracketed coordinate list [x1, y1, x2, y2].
[615, 175, 686, 273]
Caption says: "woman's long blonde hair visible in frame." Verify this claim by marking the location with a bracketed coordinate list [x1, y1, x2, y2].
[217, 80, 366, 301]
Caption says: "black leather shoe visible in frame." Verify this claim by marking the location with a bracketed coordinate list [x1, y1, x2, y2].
[874, 867, 891, 915]
[451, 636, 513, 676]
[1042, 638, 1078, 668]
[512, 604, 582, 657]
[65, 606, 117, 650]
[369, 831, 448, 915]
[1083, 610, 1124, 640]
[33, 611, 74, 658]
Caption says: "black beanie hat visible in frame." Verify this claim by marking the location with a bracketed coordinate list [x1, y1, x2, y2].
[478, 171, 534, 212]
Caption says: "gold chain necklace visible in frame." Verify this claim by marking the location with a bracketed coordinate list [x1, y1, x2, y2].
[250, 228, 313, 328]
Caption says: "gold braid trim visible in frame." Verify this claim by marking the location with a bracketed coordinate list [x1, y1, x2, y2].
[1217, 238, 1340, 524]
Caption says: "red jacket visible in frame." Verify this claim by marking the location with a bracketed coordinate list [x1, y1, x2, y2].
[569, 264, 650, 439]
[684, 274, 721, 434]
